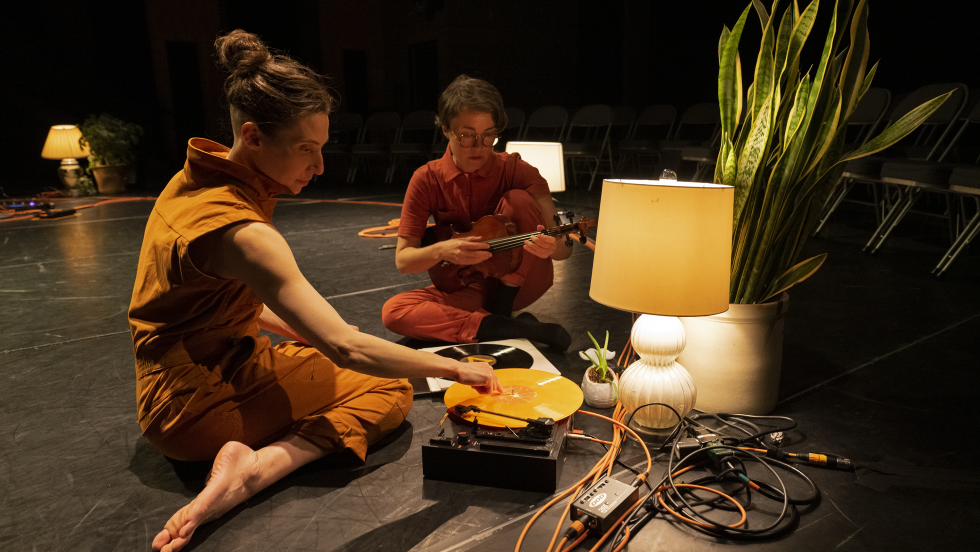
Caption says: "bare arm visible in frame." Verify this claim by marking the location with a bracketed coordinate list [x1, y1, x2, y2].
[258, 304, 358, 343]
[201, 222, 502, 391]
[394, 235, 491, 274]
[529, 192, 572, 261]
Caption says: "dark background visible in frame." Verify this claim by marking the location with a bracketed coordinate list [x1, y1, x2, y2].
[3, 0, 977, 197]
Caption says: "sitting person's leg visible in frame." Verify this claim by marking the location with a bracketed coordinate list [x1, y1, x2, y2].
[150, 338, 412, 551]
[144, 336, 413, 462]
[473, 190, 569, 350]
[382, 283, 490, 343]
[491, 189, 555, 317]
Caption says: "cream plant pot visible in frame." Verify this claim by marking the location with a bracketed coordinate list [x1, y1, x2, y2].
[581, 366, 617, 409]
[677, 293, 789, 415]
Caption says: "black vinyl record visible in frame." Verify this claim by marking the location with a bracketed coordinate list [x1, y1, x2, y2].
[434, 343, 534, 369]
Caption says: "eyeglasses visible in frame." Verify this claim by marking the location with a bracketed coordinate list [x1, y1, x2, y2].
[451, 131, 500, 148]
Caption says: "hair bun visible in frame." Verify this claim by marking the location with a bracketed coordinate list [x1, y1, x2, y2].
[215, 29, 271, 76]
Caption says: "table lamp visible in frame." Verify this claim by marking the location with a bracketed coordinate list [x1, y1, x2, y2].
[505, 141, 565, 192]
[41, 125, 90, 188]
[589, 178, 734, 429]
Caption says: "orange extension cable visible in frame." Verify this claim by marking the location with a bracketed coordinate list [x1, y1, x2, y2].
[515, 388, 657, 552]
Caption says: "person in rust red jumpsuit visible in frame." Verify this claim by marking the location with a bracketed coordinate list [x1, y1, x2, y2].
[382, 75, 572, 351]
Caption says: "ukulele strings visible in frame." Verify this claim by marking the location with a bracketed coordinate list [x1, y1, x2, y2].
[484, 226, 577, 252]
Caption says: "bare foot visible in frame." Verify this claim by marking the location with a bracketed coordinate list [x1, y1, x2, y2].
[152, 441, 261, 552]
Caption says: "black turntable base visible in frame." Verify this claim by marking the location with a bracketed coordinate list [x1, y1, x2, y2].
[421, 416, 571, 493]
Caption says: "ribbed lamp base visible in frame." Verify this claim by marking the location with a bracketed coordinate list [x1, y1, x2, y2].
[619, 314, 697, 429]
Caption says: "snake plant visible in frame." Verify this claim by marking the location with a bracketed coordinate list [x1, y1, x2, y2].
[717, 0, 950, 304]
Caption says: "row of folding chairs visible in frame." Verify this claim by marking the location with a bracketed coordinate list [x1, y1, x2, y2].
[814, 83, 980, 276]
[323, 102, 722, 189]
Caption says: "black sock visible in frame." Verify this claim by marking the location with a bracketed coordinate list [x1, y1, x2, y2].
[489, 283, 521, 317]
[476, 314, 572, 352]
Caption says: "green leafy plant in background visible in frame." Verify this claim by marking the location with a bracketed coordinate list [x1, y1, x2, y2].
[75, 174, 98, 196]
[585, 331, 618, 401]
[716, 0, 951, 304]
[78, 113, 143, 169]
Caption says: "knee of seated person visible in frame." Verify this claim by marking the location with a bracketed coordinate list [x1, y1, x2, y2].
[376, 379, 414, 423]
[500, 188, 535, 209]
[381, 299, 405, 332]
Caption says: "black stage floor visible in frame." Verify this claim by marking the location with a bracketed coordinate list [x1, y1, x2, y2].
[1, 179, 978, 551]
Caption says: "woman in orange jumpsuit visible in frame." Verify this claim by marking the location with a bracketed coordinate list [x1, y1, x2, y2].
[130, 31, 501, 552]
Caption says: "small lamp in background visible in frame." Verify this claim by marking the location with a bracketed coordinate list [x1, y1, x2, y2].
[505, 141, 565, 193]
[41, 125, 90, 188]
[589, 177, 734, 430]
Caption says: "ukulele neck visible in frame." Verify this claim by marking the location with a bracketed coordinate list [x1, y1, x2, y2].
[484, 225, 576, 253]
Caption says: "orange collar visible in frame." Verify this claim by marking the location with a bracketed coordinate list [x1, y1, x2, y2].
[184, 138, 293, 200]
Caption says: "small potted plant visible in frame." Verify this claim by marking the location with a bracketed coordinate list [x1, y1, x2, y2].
[78, 113, 143, 194]
[580, 331, 618, 409]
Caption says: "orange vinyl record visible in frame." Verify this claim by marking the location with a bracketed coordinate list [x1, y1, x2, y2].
[444, 368, 584, 428]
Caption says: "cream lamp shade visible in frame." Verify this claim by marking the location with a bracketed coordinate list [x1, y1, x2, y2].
[590, 179, 733, 315]
[41, 125, 91, 190]
[505, 141, 565, 192]
[41, 125, 90, 160]
[589, 178, 734, 430]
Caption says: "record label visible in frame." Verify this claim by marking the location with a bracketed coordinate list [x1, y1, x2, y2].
[435, 343, 534, 369]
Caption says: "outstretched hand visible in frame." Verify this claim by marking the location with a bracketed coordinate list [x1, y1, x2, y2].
[454, 361, 503, 395]
[524, 225, 559, 259]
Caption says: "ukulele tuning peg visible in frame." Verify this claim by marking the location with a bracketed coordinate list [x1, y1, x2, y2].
[578, 232, 588, 244]
[553, 214, 562, 226]
[565, 211, 575, 223]
[564, 236, 574, 248]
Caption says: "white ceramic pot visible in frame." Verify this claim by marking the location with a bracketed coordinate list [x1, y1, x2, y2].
[677, 293, 789, 415]
[581, 366, 617, 409]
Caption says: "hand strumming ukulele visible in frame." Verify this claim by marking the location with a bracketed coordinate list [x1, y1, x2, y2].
[422, 212, 597, 293]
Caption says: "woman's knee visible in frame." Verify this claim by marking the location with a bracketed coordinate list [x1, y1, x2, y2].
[498, 190, 542, 230]
[369, 379, 414, 441]
[382, 290, 437, 331]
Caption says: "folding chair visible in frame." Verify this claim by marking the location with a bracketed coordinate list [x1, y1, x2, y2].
[812, 87, 891, 235]
[321, 113, 362, 183]
[935, 154, 980, 275]
[497, 107, 526, 152]
[348, 111, 400, 183]
[608, 106, 636, 173]
[660, 102, 720, 180]
[862, 83, 969, 254]
[561, 104, 614, 190]
[615, 104, 677, 178]
[522, 106, 568, 141]
[388, 110, 438, 183]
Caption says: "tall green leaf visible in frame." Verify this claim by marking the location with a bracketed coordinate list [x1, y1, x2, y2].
[838, 0, 870, 117]
[752, 10, 777, 121]
[760, 254, 827, 302]
[779, 0, 819, 87]
[839, 92, 952, 162]
[772, 2, 797, 92]
[720, 5, 752, 144]
[732, 91, 775, 235]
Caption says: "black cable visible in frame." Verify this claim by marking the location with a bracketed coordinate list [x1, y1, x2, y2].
[735, 452, 821, 505]
[722, 413, 798, 444]
[664, 445, 791, 536]
[605, 411, 822, 548]
[692, 412, 760, 437]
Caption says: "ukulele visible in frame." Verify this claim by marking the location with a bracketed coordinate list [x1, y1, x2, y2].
[422, 212, 597, 293]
